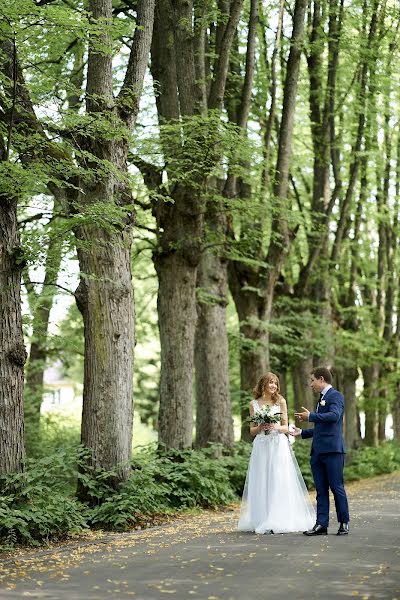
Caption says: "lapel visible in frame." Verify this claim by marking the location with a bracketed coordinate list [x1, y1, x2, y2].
[323, 387, 334, 400]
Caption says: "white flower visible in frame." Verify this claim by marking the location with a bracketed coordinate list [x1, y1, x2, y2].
[320, 399, 326, 406]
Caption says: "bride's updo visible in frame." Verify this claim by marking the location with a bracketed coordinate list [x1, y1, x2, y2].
[253, 372, 283, 405]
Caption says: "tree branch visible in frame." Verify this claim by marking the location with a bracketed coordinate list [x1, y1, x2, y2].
[118, 0, 156, 126]
[25, 281, 75, 296]
[128, 153, 162, 190]
[208, 0, 244, 110]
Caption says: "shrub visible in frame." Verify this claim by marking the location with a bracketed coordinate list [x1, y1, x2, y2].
[87, 444, 237, 529]
[0, 449, 87, 547]
[344, 443, 400, 482]
[87, 468, 172, 529]
[25, 411, 81, 459]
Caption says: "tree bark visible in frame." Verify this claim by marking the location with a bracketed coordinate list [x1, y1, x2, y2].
[362, 365, 379, 447]
[0, 33, 27, 476]
[393, 383, 400, 441]
[75, 222, 134, 483]
[341, 366, 360, 449]
[155, 251, 197, 448]
[195, 239, 234, 448]
[292, 356, 314, 429]
[229, 275, 268, 441]
[0, 196, 27, 475]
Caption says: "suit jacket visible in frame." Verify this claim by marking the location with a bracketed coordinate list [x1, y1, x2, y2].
[301, 387, 346, 454]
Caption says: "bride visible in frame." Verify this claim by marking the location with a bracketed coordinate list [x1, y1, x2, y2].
[237, 372, 315, 534]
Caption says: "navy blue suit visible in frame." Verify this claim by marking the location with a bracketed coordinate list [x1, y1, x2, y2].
[301, 387, 350, 528]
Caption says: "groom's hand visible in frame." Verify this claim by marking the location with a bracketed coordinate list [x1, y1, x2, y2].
[289, 426, 302, 437]
[294, 406, 310, 422]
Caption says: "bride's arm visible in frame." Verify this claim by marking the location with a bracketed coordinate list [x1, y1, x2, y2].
[249, 401, 264, 437]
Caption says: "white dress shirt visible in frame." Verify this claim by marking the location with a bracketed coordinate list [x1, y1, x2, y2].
[320, 384, 332, 399]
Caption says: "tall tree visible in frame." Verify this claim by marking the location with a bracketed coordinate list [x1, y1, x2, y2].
[227, 0, 307, 438]
[0, 0, 155, 487]
[0, 24, 29, 475]
[144, 0, 244, 448]
[74, 0, 155, 490]
[194, 0, 260, 448]
[0, 143, 27, 476]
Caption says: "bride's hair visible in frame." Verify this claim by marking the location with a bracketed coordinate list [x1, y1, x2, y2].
[253, 372, 283, 405]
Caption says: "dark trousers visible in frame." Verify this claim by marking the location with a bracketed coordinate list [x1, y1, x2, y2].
[310, 452, 350, 528]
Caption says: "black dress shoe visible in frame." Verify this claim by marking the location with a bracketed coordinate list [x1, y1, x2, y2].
[337, 523, 349, 535]
[303, 523, 328, 536]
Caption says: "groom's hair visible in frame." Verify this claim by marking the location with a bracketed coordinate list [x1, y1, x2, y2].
[311, 367, 332, 384]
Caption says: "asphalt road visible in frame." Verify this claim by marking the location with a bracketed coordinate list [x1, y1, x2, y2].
[0, 472, 399, 600]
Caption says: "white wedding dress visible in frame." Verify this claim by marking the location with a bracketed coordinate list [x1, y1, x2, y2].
[237, 400, 315, 534]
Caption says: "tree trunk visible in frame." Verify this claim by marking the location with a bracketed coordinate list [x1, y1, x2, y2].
[155, 252, 197, 448]
[24, 342, 47, 444]
[279, 369, 288, 402]
[377, 395, 387, 443]
[393, 384, 400, 441]
[239, 327, 269, 442]
[193, 0, 256, 450]
[76, 224, 134, 486]
[0, 198, 27, 475]
[24, 204, 64, 445]
[74, 0, 153, 493]
[229, 277, 269, 441]
[292, 356, 314, 429]
[226, 0, 307, 441]
[362, 365, 379, 447]
[148, 0, 243, 449]
[195, 246, 233, 448]
[341, 366, 360, 449]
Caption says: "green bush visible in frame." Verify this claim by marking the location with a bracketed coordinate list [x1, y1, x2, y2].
[25, 412, 81, 459]
[86, 445, 238, 529]
[292, 439, 400, 486]
[87, 468, 172, 529]
[154, 446, 237, 508]
[344, 443, 400, 482]
[0, 449, 87, 547]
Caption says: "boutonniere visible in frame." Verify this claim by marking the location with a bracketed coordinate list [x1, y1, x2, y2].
[320, 400, 326, 406]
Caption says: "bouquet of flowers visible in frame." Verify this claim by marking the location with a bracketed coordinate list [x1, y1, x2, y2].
[250, 405, 282, 435]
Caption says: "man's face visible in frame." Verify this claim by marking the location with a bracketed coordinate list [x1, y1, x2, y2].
[310, 375, 325, 394]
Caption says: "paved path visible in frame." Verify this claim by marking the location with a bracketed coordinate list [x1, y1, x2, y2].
[0, 472, 399, 600]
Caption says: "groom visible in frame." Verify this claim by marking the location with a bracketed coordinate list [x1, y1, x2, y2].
[293, 367, 350, 536]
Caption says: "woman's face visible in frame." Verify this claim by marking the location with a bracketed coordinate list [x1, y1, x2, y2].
[265, 378, 278, 395]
